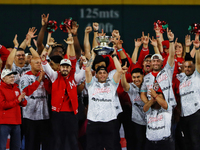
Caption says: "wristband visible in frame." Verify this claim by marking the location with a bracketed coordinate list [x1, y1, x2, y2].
[94, 30, 98, 32]
[83, 61, 87, 65]
[21, 98, 25, 102]
[112, 54, 118, 58]
[45, 44, 50, 49]
[73, 34, 77, 37]
[14, 47, 18, 50]
[28, 45, 32, 49]
[117, 48, 122, 52]
[156, 35, 160, 38]
[195, 47, 199, 50]
[169, 40, 174, 43]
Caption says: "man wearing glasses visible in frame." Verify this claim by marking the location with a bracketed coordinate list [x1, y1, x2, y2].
[5, 34, 39, 84]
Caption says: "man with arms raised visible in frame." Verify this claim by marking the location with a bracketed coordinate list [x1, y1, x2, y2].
[85, 50, 122, 150]
[41, 34, 85, 150]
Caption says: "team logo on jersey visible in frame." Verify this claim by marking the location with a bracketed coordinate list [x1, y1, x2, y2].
[153, 82, 160, 91]
[15, 91, 19, 97]
[69, 80, 76, 89]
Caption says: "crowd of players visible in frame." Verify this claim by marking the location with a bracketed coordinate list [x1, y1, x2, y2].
[0, 13, 200, 150]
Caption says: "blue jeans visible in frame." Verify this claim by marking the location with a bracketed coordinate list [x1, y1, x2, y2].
[0, 124, 21, 150]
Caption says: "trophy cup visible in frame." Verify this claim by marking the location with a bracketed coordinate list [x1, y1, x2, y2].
[93, 36, 114, 55]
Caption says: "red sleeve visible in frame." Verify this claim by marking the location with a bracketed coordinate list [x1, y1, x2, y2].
[0, 45, 10, 70]
[64, 54, 68, 59]
[161, 52, 168, 60]
[0, 91, 20, 110]
[22, 81, 40, 96]
[116, 47, 132, 65]
[20, 99, 27, 107]
[162, 54, 169, 68]
[135, 47, 149, 68]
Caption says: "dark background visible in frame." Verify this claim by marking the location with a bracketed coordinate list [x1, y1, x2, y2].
[0, 5, 199, 55]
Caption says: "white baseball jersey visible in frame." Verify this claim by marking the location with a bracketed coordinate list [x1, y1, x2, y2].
[146, 105, 173, 141]
[19, 72, 49, 120]
[141, 63, 176, 107]
[178, 70, 200, 117]
[11, 62, 31, 85]
[86, 78, 119, 122]
[126, 83, 146, 125]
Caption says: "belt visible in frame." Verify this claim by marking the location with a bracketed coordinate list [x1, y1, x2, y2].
[148, 136, 172, 144]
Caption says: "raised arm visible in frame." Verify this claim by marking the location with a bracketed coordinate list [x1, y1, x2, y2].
[141, 32, 149, 49]
[167, 28, 175, 67]
[112, 53, 123, 83]
[85, 51, 95, 83]
[157, 36, 164, 53]
[71, 21, 82, 59]
[64, 33, 75, 57]
[41, 53, 58, 82]
[150, 36, 160, 54]
[132, 38, 142, 64]
[37, 14, 49, 55]
[193, 34, 200, 73]
[154, 26, 164, 42]
[6, 35, 18, 69]
[92, 22, 99, 49]
[26, 34, 39, 58]
[121, 62, 130, 91]
[84, 26, 92, 60]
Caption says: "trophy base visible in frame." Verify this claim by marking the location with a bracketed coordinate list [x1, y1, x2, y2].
[93, 46, 114, 55]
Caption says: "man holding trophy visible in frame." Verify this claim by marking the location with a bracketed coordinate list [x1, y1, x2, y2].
[85, 35, 123, 150]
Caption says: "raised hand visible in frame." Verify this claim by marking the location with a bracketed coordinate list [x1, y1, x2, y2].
[85, 26, 92, 34]
[18, 92, 26, 102]
[71, 21, 79, 36]
[122, 61, 128, 74]
[38, 70, 45, 82]
[193, 33, 200, 48]
[174, 38, 178, 47]
[93, 22, 99, 31]
[150, 36, 158, 47]
[98, 29, 106, 36]
[27, 27, 37, 38]
[26, 34, 32, 46]
[141, 32, 150, 45]
[13, 34, 19, 47]
[41, 52, 48, 62]
[41, 13, 49, 26]
[64, 36, 74, 45]
[112, 37, 123, 49]
[112, 30, 120, 37]
[134, 38, 142, 47]
[167, 28, 174, 41]
[47, 32, 57, 46]
[154, 26, 161, 34]
[80, 55, 87, 63]
[185, 35, 193, 47]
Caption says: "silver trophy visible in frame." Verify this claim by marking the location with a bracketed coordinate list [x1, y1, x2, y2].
[94, 36, 114, 55]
